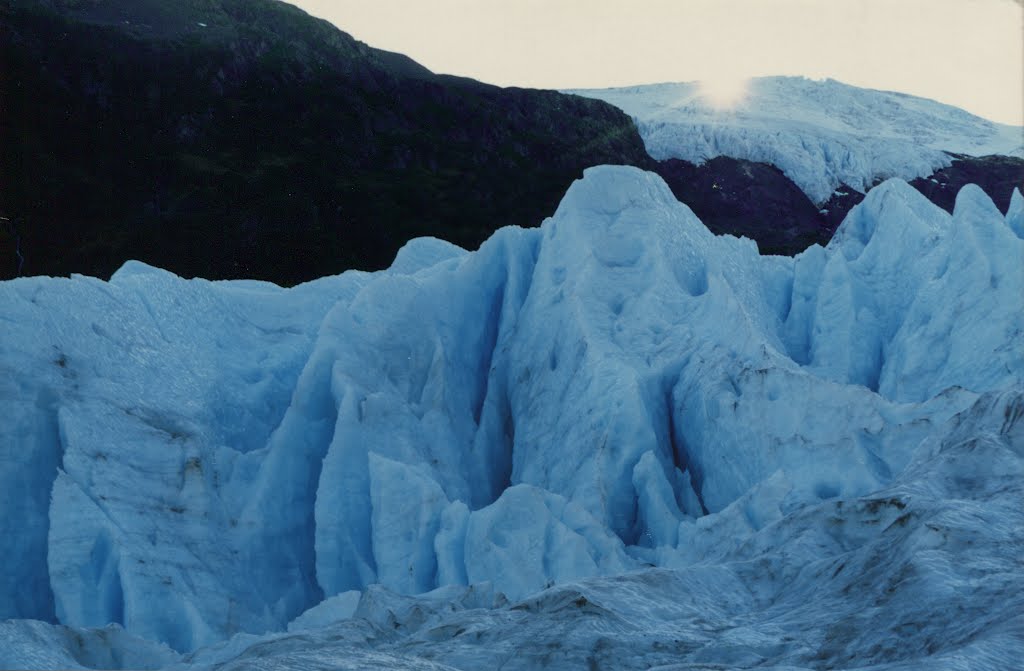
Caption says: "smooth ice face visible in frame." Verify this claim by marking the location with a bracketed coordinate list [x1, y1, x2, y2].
[1, 166, 1022, 661]
[458, 485, 632, 601]
[569, 77, 1024, 203]
[1006, 187, 1024, 239]
[0, 264, 364, 650]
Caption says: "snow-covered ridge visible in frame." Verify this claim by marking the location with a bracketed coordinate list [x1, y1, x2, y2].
[569, 77, 1024, 203]
[1, 167, 1023, 668]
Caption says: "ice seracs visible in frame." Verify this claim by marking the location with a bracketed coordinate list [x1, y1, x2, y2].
[1, 263, 360, 650]
[1, 165, 1022, 668]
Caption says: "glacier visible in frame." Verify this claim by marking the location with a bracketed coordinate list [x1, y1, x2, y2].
[1, 166, 1023, 669]
[569, 77, 1024, 203]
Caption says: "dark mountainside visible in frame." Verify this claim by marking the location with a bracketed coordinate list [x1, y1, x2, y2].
[655, 156, 838, 255]
[908, 154, 1024, 214]
[2, 0, 1021, 284]
[0, 0, 650, 284]
[659, 153, 1024, 249]
[814, 154, 1024, 231]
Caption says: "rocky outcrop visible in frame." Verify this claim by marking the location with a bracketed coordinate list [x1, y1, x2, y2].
[651, 157, 836, 255]
[909, 154, 1024, 214]
[650, 154, 1023, 256]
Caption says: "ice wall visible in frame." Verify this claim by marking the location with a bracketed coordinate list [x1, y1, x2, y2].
[1, 166, 1021, 652]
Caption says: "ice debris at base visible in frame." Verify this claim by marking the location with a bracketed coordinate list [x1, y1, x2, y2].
[570, 77, 1024, 203]
[1, 166, 1022, 669]
[0, 619, 178, 670]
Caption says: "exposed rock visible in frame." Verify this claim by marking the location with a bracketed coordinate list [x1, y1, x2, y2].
[652, 157, 835, 255]
[910, 154, 1024, 214]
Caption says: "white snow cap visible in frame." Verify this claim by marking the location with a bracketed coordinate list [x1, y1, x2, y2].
[570, 77, 1024, 203]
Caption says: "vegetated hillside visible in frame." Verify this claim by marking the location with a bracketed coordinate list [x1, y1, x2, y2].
[3, 2, 1019, 284]
[0, 0, 651, 284]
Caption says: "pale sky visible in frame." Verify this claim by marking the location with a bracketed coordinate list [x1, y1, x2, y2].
[291, 0, 1024, 126]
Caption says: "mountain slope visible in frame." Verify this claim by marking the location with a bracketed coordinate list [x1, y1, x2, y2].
[0, 0, 650, 284]
[653, 155, 837, 255]
[572, 77, 1024, 204]
[2, 167, 1022, 668]
[3, 6, 1021, 278]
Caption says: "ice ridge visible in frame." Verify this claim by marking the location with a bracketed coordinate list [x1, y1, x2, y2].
[0, 166, 1021, 659]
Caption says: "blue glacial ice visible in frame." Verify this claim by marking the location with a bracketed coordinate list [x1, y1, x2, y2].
[1, 166, 1022, 669]
[570, 77, 1024, 203]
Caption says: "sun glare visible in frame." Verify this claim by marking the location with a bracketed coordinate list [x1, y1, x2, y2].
[698, 76, 750, 109]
